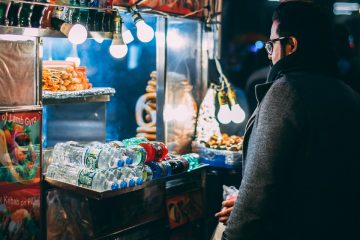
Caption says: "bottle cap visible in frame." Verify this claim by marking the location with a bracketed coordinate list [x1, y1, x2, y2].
[136, 178, 143, 185]
[117, 159, 125, 168]
[111, 182, 119, 190]
[120, 180, 127, 189]
[129, 179, 136, 187]
[125, 157, 133, 165]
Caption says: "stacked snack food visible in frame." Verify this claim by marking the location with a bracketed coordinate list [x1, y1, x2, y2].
[135, 71, 157, 141]
[42, 61, 92, 91]
[200, 133, 243, 151]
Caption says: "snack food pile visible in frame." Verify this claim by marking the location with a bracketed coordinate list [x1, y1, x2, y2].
[135, 71, 157, 141]
[42, 61, 92, 91]
[200, 133, 243, 151]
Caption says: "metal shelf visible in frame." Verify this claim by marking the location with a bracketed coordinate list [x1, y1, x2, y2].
[42, 87, 115, 105]
[0, 0, 128, 11]
[44, 164, 208, 200]
[0, 26, 113, 39]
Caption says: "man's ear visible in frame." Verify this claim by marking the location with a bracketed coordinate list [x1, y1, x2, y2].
[287, 36, 298, 55]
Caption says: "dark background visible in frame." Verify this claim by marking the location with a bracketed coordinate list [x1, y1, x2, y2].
[221, 0, 360, 95]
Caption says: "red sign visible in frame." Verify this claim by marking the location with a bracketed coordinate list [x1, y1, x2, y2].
[0, 184, 40, 239]
[166, 190, 203, 229]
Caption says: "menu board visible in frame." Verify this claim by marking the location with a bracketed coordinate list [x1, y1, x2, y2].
[0, 111, 41, 184]
[0, 110, 41, 240]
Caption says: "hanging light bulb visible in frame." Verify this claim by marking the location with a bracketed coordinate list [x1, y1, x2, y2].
[67, 24, 88, 45]
[52, 18, 87, 44]
[109, 10, 128, 59]
[51, 7, 88, 45]
[91, 32, 104, 44]
[66, 44, 81, 67]
[130, 7, 154, 43]
[228, 87, 246, 123]
[217, 90, 232, 124]
[122, 24, 134, 44]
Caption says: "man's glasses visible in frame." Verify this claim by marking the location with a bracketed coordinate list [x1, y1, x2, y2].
[265, 37, 288, 55]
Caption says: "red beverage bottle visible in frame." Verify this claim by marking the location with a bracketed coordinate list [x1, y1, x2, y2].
[139, 142, 155, 163]
[151, 142, 168, 162]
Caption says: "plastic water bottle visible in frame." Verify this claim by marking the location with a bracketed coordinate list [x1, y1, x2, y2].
[52, 142, 129, 169]
[88, 146, 127, 169]
[141, 165, 153, 181]
[104, 140, 124, 149]
[119, 165, 153, 182]
[117, 177, 143, 189]
[46, 163, 119, 191]
[52, 141, 85, 164]
[124, 145, 147, 165]
[122, 137, 148, 147]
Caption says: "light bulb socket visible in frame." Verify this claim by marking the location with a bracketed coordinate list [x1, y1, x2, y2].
[112, 33, 125, 46]
[59, 22, 73, 37]
[227, 87, 238, 106]
[130, 6, 144, 24]
[113, 9, 122, 34]
[218, 90, 229, 106]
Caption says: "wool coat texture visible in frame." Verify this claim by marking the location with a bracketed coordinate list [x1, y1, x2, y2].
[222, 54, 360, 240]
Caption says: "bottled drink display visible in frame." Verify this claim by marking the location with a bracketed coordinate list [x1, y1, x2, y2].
[46, 138, 201, 192]
[46, 163, 119, 191]
[31, 4, 45, 27]
[0, 2, 8, 25]
[52, 141, 130, 169]
[19, 2, 34, 27]
[41, 6, 56, 28]
[7, 2, 21, 26]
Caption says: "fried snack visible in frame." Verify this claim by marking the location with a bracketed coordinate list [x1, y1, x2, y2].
[201, 133, 244, 151]
[42, 62, 92, 92]
[136, 71, 157, 140]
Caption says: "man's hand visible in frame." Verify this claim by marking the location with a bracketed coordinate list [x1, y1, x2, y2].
[215, 195, 237, 224]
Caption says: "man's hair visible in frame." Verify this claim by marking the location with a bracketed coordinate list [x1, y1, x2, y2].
[273, 1, 334, 58]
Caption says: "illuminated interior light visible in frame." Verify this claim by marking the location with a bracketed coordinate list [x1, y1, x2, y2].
[122, 24, 134, 44]
[130, 7, 154, 43]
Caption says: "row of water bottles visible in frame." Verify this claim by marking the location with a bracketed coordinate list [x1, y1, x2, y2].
[46, 162, 153, 191]
[52, 137, 168, 169]
[46, 137, 200, 192]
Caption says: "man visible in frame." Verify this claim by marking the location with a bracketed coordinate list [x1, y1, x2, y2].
[217, 1, 360, 240]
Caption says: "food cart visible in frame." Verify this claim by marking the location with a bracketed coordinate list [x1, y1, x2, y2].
[0, 0, 228, 239]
